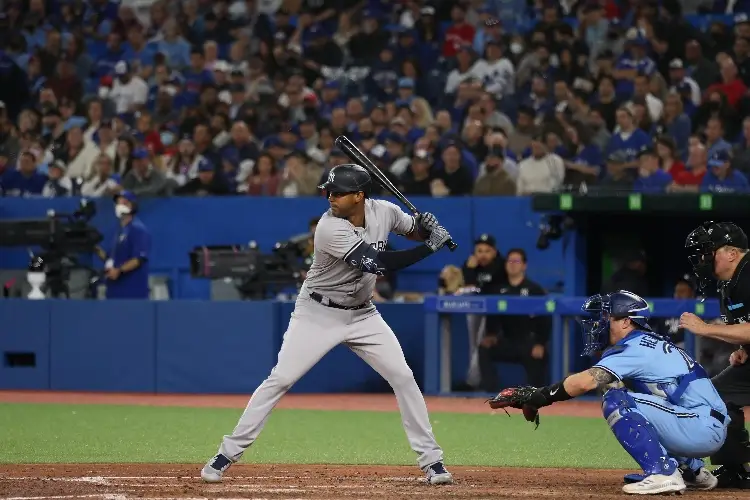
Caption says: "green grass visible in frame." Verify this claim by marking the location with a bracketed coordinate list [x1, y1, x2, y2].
[0, 402, 634, 468]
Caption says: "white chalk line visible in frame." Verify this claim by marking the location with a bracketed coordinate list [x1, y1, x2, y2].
[5, 497, 304, 500]
[1, 475, 308, 481]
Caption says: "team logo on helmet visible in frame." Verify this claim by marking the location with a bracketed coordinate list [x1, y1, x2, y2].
[328, 169, 335, 184]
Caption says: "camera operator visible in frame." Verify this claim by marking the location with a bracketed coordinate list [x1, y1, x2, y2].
[95, 191, 151, 299]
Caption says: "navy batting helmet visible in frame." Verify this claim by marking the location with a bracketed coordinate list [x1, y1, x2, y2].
[579, 290, 653, 356]
[318, 164, 371, 194]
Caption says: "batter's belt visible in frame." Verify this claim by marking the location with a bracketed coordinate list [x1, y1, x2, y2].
[309, 291, 371, 310]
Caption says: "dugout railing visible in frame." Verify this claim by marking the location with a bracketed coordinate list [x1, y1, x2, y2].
[422, 296, 721, 395]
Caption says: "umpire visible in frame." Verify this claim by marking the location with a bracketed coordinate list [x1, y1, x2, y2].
[680, 221, 750, 488]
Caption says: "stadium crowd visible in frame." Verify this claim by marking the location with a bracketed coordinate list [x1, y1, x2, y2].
[1, 0, 750, 198]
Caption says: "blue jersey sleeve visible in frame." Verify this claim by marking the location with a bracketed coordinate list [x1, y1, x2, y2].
[594, 343, 645, 381]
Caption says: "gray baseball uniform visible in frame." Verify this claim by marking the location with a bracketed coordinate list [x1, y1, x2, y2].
[218, 199, 444, 470]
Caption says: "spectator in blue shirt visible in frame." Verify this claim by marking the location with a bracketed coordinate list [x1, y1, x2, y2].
[613, 36, 656, 98]
[605, 106, 651, 182]
[634, 147, 671, 193]
[701, 150, 750, 193]
[122, 25, 155, 80]
[0, 151, 47, 197]
[182, 47, 214, 106]
[154, 19, 191, 70]
[704, 116, 733, 157]
[94, 32, 126, 79]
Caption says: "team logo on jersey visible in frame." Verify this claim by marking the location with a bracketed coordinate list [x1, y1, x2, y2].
[370, 241, 387, 252]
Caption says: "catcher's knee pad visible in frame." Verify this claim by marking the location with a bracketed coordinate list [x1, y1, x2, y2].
[602, 389, 676, 476]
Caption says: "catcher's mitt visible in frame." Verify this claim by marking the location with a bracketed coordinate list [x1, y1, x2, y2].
[486, 386, 548, 429]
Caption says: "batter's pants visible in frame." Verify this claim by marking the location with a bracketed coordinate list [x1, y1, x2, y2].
[710, 361, 750, 465]
[217, 296, 444, 470]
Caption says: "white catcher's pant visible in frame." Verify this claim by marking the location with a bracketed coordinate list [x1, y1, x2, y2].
[218, 296, 444, 469]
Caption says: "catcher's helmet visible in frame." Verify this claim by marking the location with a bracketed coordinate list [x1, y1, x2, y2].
[318, 164, 371, 194]
[685, 221, 748, 291]
[579, 290, 653, 356]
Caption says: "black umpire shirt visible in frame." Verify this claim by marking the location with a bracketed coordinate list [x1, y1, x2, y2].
[485, 278, 551, 345]
[720, 252, 750, 350]
[462, 256, 507, 294]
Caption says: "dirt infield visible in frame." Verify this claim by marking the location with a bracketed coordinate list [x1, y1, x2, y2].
[2, 392, 750, 499]
[2, 464, 750, 500]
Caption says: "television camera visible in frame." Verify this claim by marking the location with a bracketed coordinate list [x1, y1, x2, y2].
[189, 232, 313, 299]
[0, 199, 104, 298]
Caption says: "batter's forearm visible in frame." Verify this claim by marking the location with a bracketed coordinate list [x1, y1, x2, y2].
[700, 322, 750, 344]
[377, 245, 433, 271]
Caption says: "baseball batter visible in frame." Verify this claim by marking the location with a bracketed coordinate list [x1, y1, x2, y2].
[201, 164, 454, 485]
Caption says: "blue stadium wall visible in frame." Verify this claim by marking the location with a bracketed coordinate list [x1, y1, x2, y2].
[0, 299, 506, 394]
[0, 196, 574, 394]
[0, 196, 570, 295]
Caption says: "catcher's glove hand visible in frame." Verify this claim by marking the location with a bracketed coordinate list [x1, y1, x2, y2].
[486, 386, 550, 429]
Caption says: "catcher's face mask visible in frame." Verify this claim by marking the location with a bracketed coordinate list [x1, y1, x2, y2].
[579, 294, 610, 357]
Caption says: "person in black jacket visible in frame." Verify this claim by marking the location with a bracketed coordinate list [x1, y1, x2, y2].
[679, 222, 750, 489]
[462, 233, 507, 291]
[477, 248, 550, 391]
[175, 158, 230, 196]
[453, 234, 508, 391]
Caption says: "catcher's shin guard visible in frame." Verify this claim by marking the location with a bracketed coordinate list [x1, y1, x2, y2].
[602, 389, 676, 476]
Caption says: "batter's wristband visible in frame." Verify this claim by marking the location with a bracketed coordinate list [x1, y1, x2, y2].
[540, 380, 573, 404]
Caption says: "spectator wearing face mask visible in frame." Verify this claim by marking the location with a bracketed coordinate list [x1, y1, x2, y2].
[95, 191, 151, 299]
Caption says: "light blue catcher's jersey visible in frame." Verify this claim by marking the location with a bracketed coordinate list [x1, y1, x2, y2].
[594, 330, 727, 415]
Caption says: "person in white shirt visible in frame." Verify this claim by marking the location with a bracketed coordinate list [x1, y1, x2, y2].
[94, 119, 118, 159]
[108, 61, 149, 114]
[60, 126, 101, 180]
[516, 134, 565, 195]
[471, 40, 515, 100]
[445, 45, 479, 95]
[81, 154, 122, 197]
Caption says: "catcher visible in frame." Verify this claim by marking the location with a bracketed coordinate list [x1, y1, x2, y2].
[488, 290, 728, 495]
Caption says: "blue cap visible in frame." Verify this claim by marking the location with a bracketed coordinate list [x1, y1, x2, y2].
[265, 136, 283, 148]
[398, 77, 415, 88]
[115, 190, 137, 203]
[132, 148, 149, 159]
[324, 80, 340, 89]
[708, 150, 731, 167]
[677, 80, 691, 92]
[197, 158, 214, 172]
[362, 8, 378, 19]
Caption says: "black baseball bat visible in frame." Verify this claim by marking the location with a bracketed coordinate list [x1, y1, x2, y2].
[334, 135, 458, 252]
